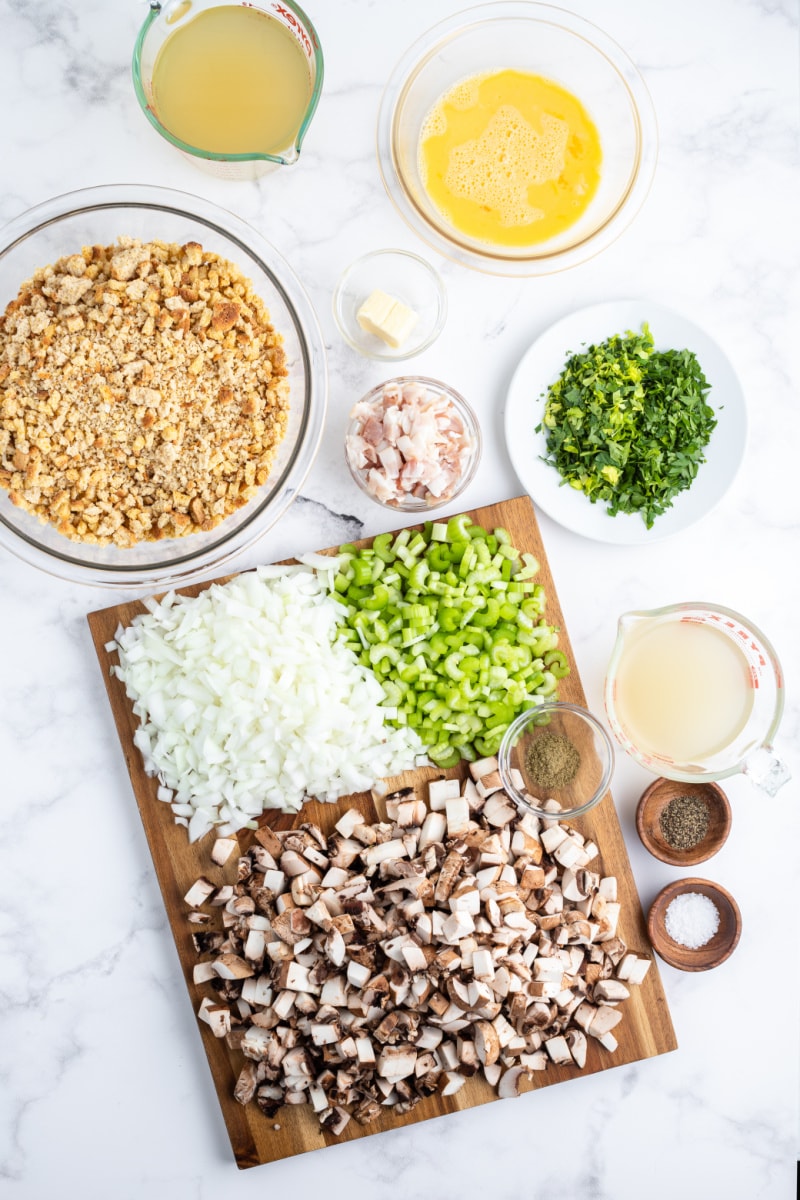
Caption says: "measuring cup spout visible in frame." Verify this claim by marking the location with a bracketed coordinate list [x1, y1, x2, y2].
[742, 746, 791, 797]
[611, 608, 652, 655]
[617, 608, 653, 633]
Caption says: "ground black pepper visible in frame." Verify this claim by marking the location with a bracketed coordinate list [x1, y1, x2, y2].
[524, 731, 580, 789]
[659, 793, 710, 850]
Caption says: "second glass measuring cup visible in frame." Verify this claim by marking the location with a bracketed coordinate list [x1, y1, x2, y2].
[604, 602, 790, 797]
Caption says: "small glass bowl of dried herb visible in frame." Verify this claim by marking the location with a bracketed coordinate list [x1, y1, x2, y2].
[498, 701, 615, 820]
[635, 778, 732, 866]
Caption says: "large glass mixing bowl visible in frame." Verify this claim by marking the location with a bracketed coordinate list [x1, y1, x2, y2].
[377, 2, 658, 277]
[0, 184, 327, 588]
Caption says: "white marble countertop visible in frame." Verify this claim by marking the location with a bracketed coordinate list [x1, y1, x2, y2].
[1, 0, 798, 1196]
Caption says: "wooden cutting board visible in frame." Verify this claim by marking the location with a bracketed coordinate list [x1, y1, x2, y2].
[87, 495, 677, 1170]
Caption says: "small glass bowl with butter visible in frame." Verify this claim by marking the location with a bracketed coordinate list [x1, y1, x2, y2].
[333, 248, 447, 360]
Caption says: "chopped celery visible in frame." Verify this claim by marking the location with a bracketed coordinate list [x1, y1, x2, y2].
[332, 516, 568, 762]
[446, 514, 472, 542]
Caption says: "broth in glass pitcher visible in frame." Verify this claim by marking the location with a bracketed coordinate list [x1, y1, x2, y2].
[151, 6, 313, 156]
[133, 0, 323, 178]
[604, 602, 790, 797]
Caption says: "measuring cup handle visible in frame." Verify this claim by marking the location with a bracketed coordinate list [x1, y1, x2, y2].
[742, 747, 792, 797]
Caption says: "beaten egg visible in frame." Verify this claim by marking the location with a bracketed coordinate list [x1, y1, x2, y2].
[419, 69, 602, 248]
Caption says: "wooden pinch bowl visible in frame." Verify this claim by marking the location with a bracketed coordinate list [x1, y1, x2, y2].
[648, 878, 742, 972]
[636, 777, 731, 866]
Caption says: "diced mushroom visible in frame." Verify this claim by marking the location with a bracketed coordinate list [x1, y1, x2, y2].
[277, 961, 316, 992]
[184, 877, 215, 908]
[439, 1070, 466, 1096]
[428, 778, 461, 809]
[565, 1028, 587, 1069]
[482, 1062, 502, 1087]
[434, 850, 465, 903]
[596, 902, 621, 942]
[319, 1105, 351, 1136]
[617, 954, 651, 985]
[193, 961, 217, 984]
[587, 1005, 623, 1039]
[497, 1065, 529, 1099]
[188, 770, 645, 1136]
[240, 1026, 273, 1061]
[462, 778, 482, 812]
[539, 826, 567, 855]
[400, 942, 429, 973]
[474, 1020, 501, 1066]
[234, 1062, 258, 1104]
[377, 1044, 417, 1080]
[471, 948, 495, 980]
[553, 836, 586, 870]
[362, 839, 409, 868]
[211, 837, 238, 866]
[418, 810, 447, 851]
[319, 975, 348, 1007]
[271, 908, 311, 944]
[544, 1035, 571, 1065]
[334, 808, 365, 838]
[482, 792, 517, 827]
[476, 771, 505, 799]
[469, 756, 499, 781]
[445, 795, 470, 837]
[244, 929, 266, 962]
[520, 1050, 548, 1071]
[594, 979, 630, 1003]
[213, 953, 255, 981]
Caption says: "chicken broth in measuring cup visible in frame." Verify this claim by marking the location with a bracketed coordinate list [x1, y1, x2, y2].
[151, 5, 313, 156]
[604, 603, 789, 796]
[613, 620, 754, 764]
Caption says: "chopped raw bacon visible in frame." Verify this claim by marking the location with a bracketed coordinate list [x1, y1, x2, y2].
[346, 380, 477, 507]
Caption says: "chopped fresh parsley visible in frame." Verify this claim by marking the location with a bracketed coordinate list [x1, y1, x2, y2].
[536, 323, 717, 528]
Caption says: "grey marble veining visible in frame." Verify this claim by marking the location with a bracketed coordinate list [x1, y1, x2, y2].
[1, 0, 798, 1196]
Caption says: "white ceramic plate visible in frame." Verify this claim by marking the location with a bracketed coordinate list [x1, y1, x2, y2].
[504, 301, 748, 544]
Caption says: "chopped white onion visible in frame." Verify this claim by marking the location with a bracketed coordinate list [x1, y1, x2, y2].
[112, 565, 423, 836]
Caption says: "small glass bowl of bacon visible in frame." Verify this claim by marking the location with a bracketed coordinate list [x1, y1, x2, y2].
[345, 376, 482, 511]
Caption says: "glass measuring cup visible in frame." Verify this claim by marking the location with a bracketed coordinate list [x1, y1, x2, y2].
[604, 602, 790, 797]
[132, 0, 323, 180]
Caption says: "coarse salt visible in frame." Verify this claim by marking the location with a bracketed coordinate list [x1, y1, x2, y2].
[664, 892, 720, 949]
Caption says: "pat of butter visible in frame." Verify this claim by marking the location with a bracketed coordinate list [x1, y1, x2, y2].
[356, 290, 418, 349]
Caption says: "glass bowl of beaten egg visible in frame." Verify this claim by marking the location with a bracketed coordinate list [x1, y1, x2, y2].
[377, 2, 658, 277]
